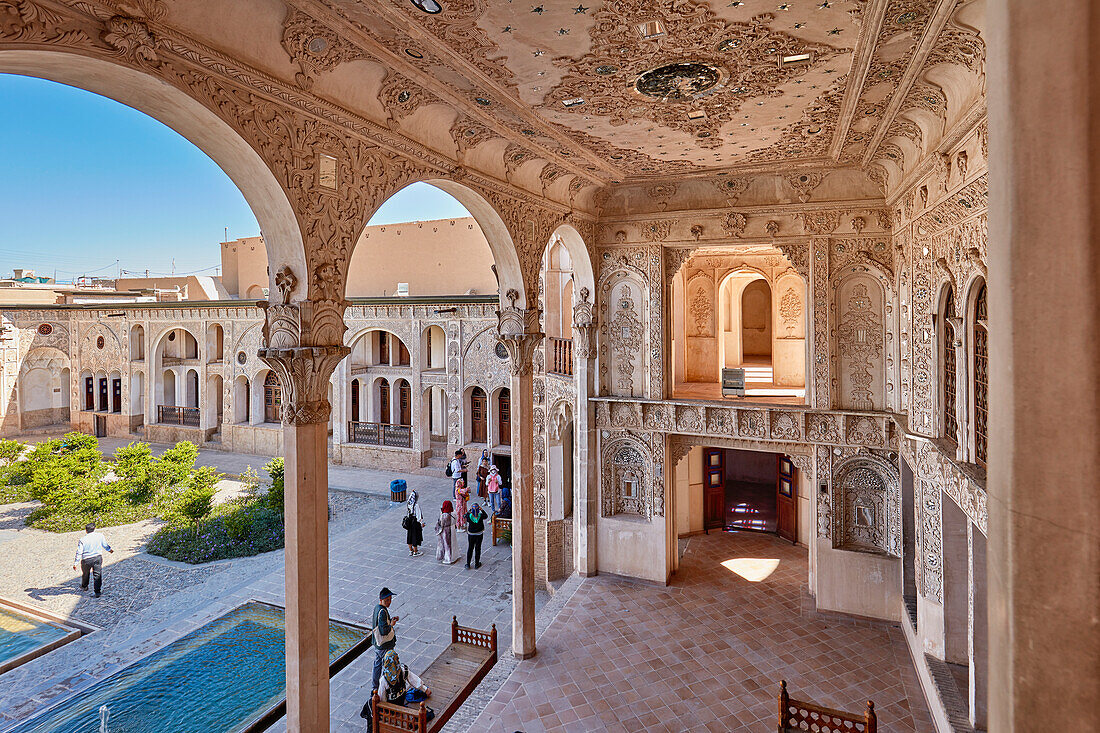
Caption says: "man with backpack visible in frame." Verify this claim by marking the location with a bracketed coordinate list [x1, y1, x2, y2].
[447, 450, 465, 488]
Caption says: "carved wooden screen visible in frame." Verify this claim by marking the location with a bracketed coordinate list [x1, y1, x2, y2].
[974, 284, 988, 466]
[470, 387, 487, 443]
[942, 287, 957, 444]
[263, 371, 282, 423]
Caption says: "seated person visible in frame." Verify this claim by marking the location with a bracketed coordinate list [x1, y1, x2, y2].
[498, 490, 512, 520]
[379, 649, 431, 706]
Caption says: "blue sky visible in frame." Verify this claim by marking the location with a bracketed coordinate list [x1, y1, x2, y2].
[0, 75, 470, 281]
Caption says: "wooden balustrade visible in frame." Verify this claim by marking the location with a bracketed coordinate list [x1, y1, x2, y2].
[347, 421, 412, 448]
[158, 405, 199, 427]
[548, 336, 573, 377]
[778, 680, 876, 733]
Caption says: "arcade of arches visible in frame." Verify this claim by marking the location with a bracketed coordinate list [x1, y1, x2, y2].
[0, 1, 1096, 731]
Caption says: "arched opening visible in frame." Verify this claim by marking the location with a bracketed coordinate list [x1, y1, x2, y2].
[374, 378, 391, 425]
[185, 369, 199, 409]
[130, 325, 145, 361]
[968, 280, 988, 467]
[130, 371, 144, 419]
[422, 325, 446, 370]
[161, 370, 176, 408]
[17, 349, 70, 430]
[207, 324, 224, 363]
[396, 379, 411, 427]
[741, 279, 772, 362]
[233, 376, 250, 424]
[263, 371, 282, 424]
[96, 371, 109, 412]
[207, 374, 223, 428]
[548, 404, 575, 521]
[81, 370, 93, 411]
[349, 329, 412, 369]
[542, 235, 576, 377]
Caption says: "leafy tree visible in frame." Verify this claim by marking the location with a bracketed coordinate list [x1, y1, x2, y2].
[263, 457, 285, 512]
[239, 465, 261, 499]
[113, 442, 155, 502]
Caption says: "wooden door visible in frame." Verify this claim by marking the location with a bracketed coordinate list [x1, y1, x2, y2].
[111, 379, 122, 413]
[399, 382, 411, 425]
[498, 390, 511, 446]
[471, 388, 487, 443]
[97, 378, 108, 411]
[777, 455, 798, 543]
[350, 380, 359, 422]
[264, 372, 282, 423]
[379, 381, 390, 425]
[84, 377, 94, 411]
[703, 448, 725, 530]
[94, 414, 106, 438]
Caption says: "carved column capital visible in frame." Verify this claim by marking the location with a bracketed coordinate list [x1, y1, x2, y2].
[258, 345, 350, 425]
[497, 288, 544, 376]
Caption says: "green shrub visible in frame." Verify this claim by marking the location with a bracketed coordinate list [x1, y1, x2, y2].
[113, 442, 155, 502]
[239, 465, 261, 498]
[152, 441, 199, 491]
[147, 497, 284, 564]
[173, 466, 220, 524]
[264, 457, 285, 512]
[0, 439, 24, 466]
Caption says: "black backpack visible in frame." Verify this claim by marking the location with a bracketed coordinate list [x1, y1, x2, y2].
[445, 463, 454, 477]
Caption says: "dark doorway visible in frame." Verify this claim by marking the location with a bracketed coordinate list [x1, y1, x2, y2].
[398, 381, 411, 426]
[350, 380, 359, 422]
[378, 379, 390, 425]
[97, 378, 108, 412]
[84, 377, 94, 411]
[111, 378, 122, 413]
[94, 414, 106, 438]
[702, 448, 789, 535]
[471, 387, 487, 443]
[492, 453, 512, 489]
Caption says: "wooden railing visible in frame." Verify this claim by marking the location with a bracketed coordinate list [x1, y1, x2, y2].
[778, 680, 876, 733]
[158, 405, 199, 427]
[548, 336, 573, 377]
[347, 421, 412, 448]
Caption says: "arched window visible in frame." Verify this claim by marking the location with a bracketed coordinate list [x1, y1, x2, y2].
[972, 283, 989, 466]
[264, 371, 282, 423]
[941, 286, 957, 445]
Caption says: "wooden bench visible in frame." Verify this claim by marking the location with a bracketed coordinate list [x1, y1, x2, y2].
[778, 680, 876, 733]
[491, 514, 511, 546]
[372, 618, 497, 733]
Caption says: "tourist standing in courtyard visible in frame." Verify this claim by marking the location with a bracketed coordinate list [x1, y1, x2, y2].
[404, 491, 425, 556]
[371, 587, 399, 693]
[476, 449, 490, 498]
[449, 450, 465, 490]
[486, 465, 502, 515]
[465, 502, 488, 569]
[457, 447, 470, 488]
[454, 479, 471, 532]
[435, 500, 457, 564]
[73, 523, 113, 597]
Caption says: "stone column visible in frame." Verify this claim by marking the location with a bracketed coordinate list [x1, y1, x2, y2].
[258, 272, 350, 733]
[989, 2, 1100, 729]
[947, 316, 967, 460]
[498, 290, 542, 659]
[572, 287, 598, 577]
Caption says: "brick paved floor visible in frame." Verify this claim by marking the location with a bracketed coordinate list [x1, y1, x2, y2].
[473, 531, 935, 733]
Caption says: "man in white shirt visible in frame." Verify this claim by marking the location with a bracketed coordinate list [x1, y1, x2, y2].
[73, 523, 113, 597]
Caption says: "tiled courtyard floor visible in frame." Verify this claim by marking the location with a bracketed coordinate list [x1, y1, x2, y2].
[0, 435, 530, 732]
[473, 531, 935, 733]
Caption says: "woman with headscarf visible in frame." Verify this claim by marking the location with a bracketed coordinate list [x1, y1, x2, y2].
[403, 490, 425, 556]
[378, 648, 431, 705]
[486, 465, 503, 515]
[435, 500, 457, 564]
[475, 449, 490, 499]
[454, 478, 471, 532]
[465, 501, 489, 569]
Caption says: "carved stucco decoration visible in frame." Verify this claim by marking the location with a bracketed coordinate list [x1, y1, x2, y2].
[378, 71, 444, 128]
[779, 287, 802, 336]
[78, 323, 123, 374]
[784, 171, 825, 204]
[601, 433, 651, 518]
[281, 8, 362, 89]
[723, 212, 747, 238]
[544, 5, 840, 143]
[806, 413, 841, 444]
[571, 286, 597, 360]
[832, 453, 901, 557]
[598, 247, 663, 399]
[496, 289, 543, 377]
[751, 76, 848, 163]
[738, 409, 766, 438]
[811, 241, 831, 408]
[837, 281, 884, 410]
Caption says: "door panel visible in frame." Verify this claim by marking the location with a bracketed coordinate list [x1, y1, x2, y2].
[777, 455, 798, 543]
[703, 448, 725, 530]
[471, 389, 486, 443]
[498, 391, 511, 446]
[379, 383, 390, 425]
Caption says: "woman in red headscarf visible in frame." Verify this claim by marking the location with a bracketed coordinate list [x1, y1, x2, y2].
[435, 499, 457, 564]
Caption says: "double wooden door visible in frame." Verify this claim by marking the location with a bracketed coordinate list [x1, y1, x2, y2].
[470, 387, 487, 443]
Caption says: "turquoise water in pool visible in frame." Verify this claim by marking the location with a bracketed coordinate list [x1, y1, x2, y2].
[8, 602, 367, 733]
[0, 606, 69, 668]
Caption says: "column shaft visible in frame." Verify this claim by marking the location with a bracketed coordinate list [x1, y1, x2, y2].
[511, 367, 537, 658]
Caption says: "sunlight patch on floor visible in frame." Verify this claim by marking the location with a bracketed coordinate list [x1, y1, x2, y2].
[720, 557, 781, 582]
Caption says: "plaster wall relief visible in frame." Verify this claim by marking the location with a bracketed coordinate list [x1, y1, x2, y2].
[597, 245, 663, 399]
[834, 275, 886, 411]
[600, 432, 653, 519]
[810, 238, 831, 409]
